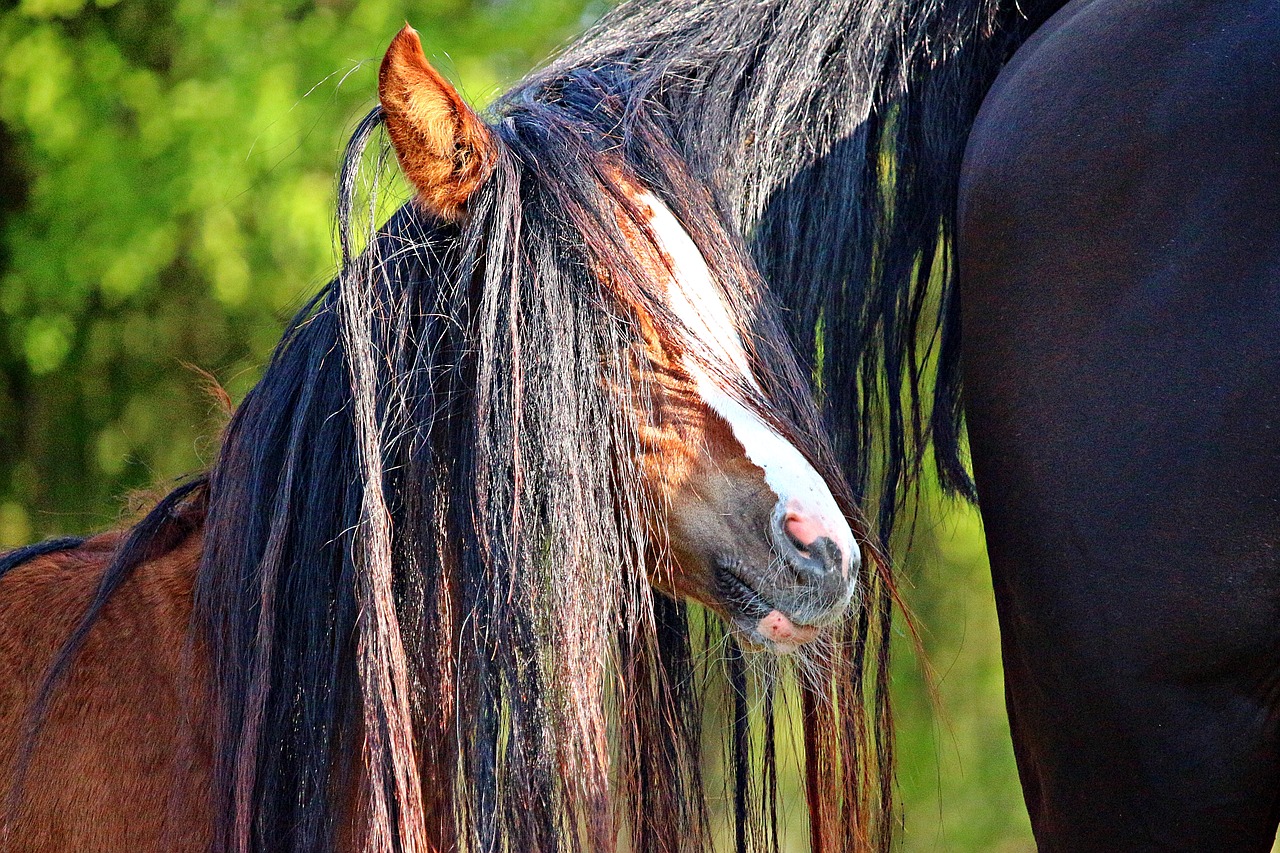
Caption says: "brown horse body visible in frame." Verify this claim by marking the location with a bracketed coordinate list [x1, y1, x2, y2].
[1, 530, 213, 851]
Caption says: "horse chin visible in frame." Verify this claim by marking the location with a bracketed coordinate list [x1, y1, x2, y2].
[656, 530, 856, 655]
[733, 609, 823, 656]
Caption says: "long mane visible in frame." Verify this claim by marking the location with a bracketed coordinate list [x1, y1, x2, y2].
[191, 49, 902, 847]
[11, 1, 1048, 851]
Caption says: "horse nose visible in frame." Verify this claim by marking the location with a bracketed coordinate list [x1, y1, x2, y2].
[774, 507, 850, 581]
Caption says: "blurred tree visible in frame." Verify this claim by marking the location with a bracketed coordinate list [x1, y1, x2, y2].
[0, 1, 1032, 849]
[0, 0, 599, 541]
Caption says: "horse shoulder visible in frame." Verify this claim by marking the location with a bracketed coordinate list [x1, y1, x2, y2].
[0, 527, 213, 852]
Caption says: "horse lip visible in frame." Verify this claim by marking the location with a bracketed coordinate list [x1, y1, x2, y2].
[713, 558, 775, 621]
[712, 557, 830, 633]
[713, 555, 853, 645]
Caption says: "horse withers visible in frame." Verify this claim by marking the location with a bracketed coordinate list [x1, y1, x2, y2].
[1, 25, 890, 853]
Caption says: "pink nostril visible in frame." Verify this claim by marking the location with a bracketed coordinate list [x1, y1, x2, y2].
[784, 512, 824, 552]
[781, 505, 853, 579]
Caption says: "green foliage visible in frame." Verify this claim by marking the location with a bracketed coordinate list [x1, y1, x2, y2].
[0, 0, 596, 540]
[891, 490, 1034, 852]
[0, 2, 1031, 848]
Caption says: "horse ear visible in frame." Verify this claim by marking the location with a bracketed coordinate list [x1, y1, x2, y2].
[378, 25, 496, 221]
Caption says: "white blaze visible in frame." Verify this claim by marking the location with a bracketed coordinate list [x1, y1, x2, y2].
[635, 192, 858, 575]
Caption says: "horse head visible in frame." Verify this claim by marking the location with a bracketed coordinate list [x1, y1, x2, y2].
[379, 25, 863, 654]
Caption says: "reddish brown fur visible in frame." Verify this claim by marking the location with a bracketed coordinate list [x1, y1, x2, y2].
[0, 348, 768, 853]
[378, 26, 496, 221]
[636, 333, 772, 606]
[0, 531, 213, 852]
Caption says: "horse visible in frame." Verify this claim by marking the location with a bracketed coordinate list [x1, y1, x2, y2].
[541, 0, 1280, 849]
[1, 23, 898, 853]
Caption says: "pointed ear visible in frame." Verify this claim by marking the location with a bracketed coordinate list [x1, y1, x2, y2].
[378, 25, 496, 221]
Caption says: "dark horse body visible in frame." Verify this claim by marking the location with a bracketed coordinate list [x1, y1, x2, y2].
[962, 1, 1280, 847]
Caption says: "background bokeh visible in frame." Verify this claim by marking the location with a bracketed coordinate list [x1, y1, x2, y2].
[0, 1, 1031, 849]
